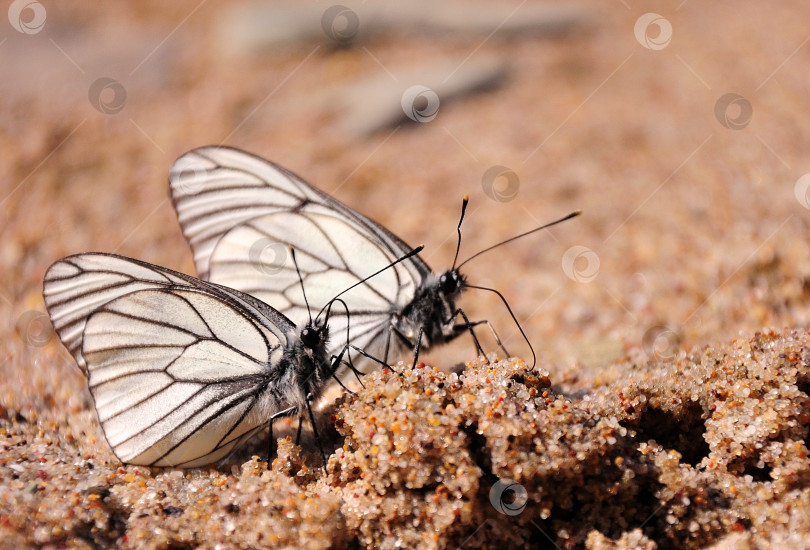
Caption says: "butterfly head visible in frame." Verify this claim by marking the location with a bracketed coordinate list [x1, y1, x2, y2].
[438, 269, 466, 299]
[393, 268, 467, 349]
[300, 323, 324, 350]
[295, 318, 329, 360]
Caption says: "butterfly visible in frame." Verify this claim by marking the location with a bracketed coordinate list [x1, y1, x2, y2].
[169, 146, 580, 370]
[41, 252, 398, 467]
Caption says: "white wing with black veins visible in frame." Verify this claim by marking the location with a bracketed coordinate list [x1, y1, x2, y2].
[170, 146, 432, 365]
[43, 253, 293, 467]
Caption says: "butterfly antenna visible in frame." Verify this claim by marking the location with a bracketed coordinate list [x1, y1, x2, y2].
[289, 246, 313, 324]
[326, 297, 367, 388]
[451, 195, 470, 270]
[457, 210, 581, 269]
[465, 283, 537, 368]
[317, 245, 425, 321]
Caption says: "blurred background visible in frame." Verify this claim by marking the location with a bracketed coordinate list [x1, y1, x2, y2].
[4, 1, 810, 391]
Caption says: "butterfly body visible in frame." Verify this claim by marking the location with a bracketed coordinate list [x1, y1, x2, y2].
[43, 253, 339, 467]
[170, 147, 481, 368]
[277, 320, 331, 410]
[392, 269, 467, 351]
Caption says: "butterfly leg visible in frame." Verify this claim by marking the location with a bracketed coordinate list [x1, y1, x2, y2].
[348, 344, 394, 373]
[326, 299, 366, 388]
[329, 348, 364, 393]
[343, 347, 368, 388]
[305, 393, 328, 471]
[453, 319, 511, 359]
[482, 320, 511, 358]
[331, 368, 362, 393]
[295, 416, 304, 446]
[267, 405, 297, 463]
[383, 330, 392, 366]
[448, 308, 488, 363]
[411, 327, 424, 369]
[268, 417, 274, 464]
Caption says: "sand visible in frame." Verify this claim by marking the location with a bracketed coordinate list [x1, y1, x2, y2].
[3, 334, 810, 548]
[3, 2, 810, 548]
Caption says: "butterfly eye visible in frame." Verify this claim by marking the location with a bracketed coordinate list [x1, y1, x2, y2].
[300, 326, 321, 349]
[439, 271, 459, 294]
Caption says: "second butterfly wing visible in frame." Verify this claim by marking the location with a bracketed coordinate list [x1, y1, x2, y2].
[170, 147, 432, 367]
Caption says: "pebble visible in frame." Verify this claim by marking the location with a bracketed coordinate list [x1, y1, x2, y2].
[217, 1, 585, 54]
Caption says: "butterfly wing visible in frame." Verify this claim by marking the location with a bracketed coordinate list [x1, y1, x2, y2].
[206, 207, 420, 364]
[169, 147, 326, 280]
[169, 146, 432, 364]
[43, 253, 194, 373]
[43, 253, 294, 467]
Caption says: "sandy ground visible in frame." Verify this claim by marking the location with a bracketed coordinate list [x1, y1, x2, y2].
[3, 1, 810, 548]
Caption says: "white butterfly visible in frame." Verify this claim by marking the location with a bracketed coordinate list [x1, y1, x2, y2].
[170, 146, 580, 369]
[42, 253, 349, 467]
